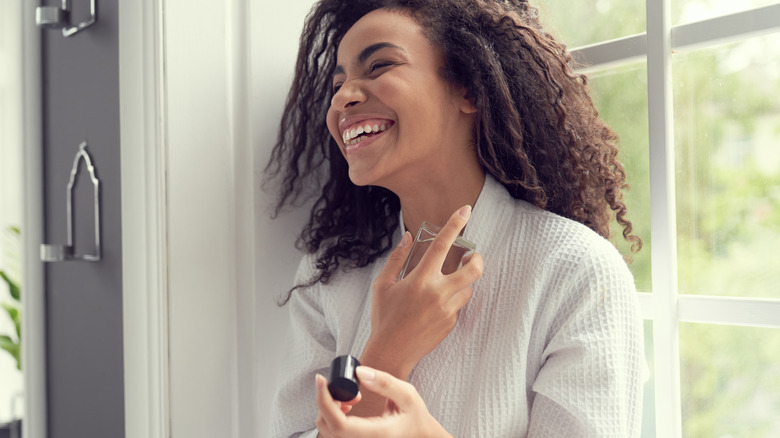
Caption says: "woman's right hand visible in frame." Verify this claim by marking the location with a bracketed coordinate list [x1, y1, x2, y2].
[361, 205, 484, 380]
[315, 366, 454, 438]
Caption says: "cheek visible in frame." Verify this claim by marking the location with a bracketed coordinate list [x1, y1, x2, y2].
[326, 109, 340, 143]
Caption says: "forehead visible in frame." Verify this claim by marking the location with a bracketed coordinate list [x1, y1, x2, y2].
[336, 8, 429, 61]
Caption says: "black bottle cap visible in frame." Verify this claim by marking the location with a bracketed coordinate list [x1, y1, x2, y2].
[328, 355, 360, 402]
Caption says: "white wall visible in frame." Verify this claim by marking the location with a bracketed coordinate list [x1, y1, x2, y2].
[252, 0, 316, 434]
[0, 0, 24, 424]
[163, 0, 314, 436]
[123, 1, 315, 436]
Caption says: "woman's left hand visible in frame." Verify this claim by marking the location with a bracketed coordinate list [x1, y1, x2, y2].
[315, 366, 453, 438]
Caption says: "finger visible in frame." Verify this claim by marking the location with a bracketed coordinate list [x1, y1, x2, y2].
[316, 379, 379, 437]
[417, 205, 472, 273]
[439, 253, 482, 312]
[340, 391, 362, 414]
[373, 231, 413, 290]
[447, 251, 484, 287]
[355, 366, 418, 410]
[315, 374, 346, 432]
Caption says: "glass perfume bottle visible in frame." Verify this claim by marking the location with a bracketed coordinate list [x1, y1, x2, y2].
[398, 221, 477, 281]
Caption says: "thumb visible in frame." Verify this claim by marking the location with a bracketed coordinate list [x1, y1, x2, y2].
[355, 366, 418, 410]
[374, 232, 413, 288]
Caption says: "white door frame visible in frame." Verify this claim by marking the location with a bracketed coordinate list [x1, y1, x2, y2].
[120, 0, 256, 437]
[119, 0, 171, 437]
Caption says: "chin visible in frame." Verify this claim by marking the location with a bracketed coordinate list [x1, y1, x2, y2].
[347, 173, 376, 188]
[347, 166, 390, 189]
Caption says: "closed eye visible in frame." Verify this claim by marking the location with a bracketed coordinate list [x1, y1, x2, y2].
[331, 58, 397, 94]
[368, 60, 394, 74]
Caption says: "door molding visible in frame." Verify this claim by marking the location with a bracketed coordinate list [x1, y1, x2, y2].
[163, 0, 254, 435]
[119, 1, 171, 437]
[120, 0, 259, 437]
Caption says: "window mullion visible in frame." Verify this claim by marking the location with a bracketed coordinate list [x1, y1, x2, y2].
[678, 296, 780, 328]
[570, 33, 647, 73]
[646, 0, 682, 436]
[671, 3, 780, 52]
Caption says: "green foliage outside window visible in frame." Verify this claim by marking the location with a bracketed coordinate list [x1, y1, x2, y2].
[536, 0, 780, 436]
[0, 226, 22, 371]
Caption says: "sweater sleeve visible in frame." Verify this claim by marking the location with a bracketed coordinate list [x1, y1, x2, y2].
[270, 255, 335, 438]
[528, 240, 647, 437]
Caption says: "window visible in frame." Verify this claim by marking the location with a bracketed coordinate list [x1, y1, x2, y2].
[537, 1, 780, 436]
[0, 0, 24, 426]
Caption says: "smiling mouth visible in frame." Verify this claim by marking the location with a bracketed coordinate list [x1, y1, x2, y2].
[341, 120, 394, 146]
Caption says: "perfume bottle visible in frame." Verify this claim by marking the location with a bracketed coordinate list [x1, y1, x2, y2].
[398, 221, 476, 281]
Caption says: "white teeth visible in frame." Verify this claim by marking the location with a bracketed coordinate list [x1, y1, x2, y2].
[342, 121, 391, 144]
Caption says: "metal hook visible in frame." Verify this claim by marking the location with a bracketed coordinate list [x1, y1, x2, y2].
[36, 0, 97, 38]
[41, 141, 102, 262]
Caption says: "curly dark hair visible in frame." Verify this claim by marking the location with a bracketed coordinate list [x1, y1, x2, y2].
[265, 0, 642, 305]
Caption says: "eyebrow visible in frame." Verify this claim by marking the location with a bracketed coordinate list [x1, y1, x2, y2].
[333, 42, 404, 76]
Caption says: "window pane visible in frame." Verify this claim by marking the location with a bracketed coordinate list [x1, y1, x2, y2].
[673, 0, 780, 26]
[588, 62, 652, 293]
[642, 321, 656, 438]
[535, 0, 645, 48]
[680, 323, 780, 437]
[673, 34, 780, 298]
[0, 1, 24, 424]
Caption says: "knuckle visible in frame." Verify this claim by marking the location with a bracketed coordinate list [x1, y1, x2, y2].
[438, 296, 456, 316]
[414, 277, 434, 294]
[376, 374, 392, 391]
[398, 381, 417, 404]
[468, 262, 483, 279]
[331, 420, 346, 434]
[445, 315, 458, 331]
[372, 281, 388, 294]
[460, 286, 474, 301]
[435, 297, 448, 313]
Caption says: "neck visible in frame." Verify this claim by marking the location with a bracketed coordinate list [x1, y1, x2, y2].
[397, 167, 486, 237]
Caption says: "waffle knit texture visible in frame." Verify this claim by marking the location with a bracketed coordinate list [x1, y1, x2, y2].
[270, 175, 646, 437]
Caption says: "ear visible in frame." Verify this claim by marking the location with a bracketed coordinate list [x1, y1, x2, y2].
[453, 84, 477, 115]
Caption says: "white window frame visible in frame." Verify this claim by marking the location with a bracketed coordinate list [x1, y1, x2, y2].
[570, 3, 780, 437]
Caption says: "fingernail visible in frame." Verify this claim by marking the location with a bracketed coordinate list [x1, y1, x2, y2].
[459, 205, 472, 218]
[399, 231, 411, 248]
[355, 366, 375, 382]
[315, 374, 325, 390]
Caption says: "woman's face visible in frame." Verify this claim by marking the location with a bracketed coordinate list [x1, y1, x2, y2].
[326, 8, 476, 193]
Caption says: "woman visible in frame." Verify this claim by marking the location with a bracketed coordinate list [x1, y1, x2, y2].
[266, 0, 646, 436]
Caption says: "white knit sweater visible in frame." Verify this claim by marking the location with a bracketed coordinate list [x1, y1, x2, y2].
[271, 175, 646, 437]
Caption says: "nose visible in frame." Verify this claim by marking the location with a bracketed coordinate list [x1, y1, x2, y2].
[330, 79, 366, 111]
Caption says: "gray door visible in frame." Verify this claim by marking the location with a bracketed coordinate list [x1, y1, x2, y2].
[40, 0, 124, 436]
